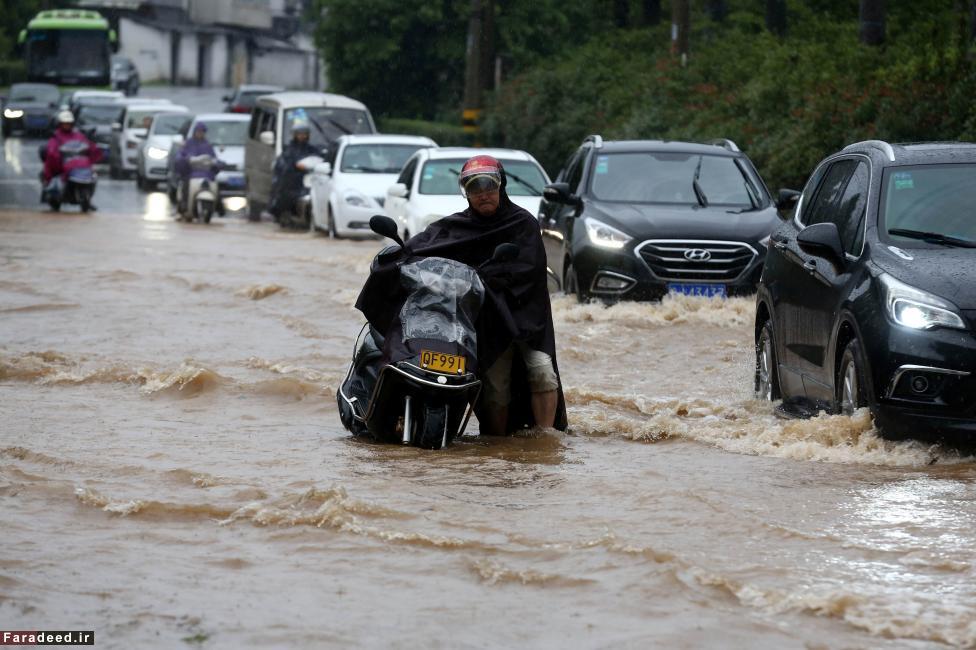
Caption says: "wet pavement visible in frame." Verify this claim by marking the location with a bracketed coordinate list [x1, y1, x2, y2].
[2, 88, 975, 649]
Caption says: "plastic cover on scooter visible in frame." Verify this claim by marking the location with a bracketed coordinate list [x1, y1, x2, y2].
[397, 257, 484, 353]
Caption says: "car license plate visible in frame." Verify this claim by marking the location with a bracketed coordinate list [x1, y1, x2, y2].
[420, 350, 466, 374]
[667, 283, 726, 298]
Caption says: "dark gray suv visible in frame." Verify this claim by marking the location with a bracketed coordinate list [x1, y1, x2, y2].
[539, 136, 780, 301]
[755, 140, 976, 441]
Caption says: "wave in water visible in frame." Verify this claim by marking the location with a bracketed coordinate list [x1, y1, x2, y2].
[237, 284, 287, 300]
[683, 565, 976, 648]
[566, 388, 974, 467]
[551, 293, 754, 329]
[0, 352, 335, 400]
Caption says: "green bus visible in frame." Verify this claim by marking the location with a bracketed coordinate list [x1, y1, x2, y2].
[18, 9, 117, 87]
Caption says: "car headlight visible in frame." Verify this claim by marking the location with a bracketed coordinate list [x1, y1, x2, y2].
[3, 108, 24, 119]
[343, 191, 372, 207]
[880, 273, 966, 331]
[583, 217, 631, 249]
[146, 146, 168, 160]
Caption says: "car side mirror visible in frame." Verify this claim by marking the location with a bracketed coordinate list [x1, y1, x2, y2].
[543, 182, 581, 208]
[797, 222, 846, 270]
[314, 162, 332, 175]
[388, 183, 409, 199]
[259, 130, 275, 146]
[370, 214, 404, 247]
[222, 95, 231, 102]
[776, 188, 801, 212]
[111, 122, 122, 131]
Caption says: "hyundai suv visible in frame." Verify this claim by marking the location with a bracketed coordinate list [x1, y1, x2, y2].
[539, 136, 780, 301]
[755, 140, 976, 440]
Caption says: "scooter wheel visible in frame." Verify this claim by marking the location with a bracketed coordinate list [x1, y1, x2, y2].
[49, 201, 61, 212]
[417, 404, 449, 450]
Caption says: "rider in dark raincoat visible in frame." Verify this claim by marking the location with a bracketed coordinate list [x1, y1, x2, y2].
[356, 155, 568, 436]
[267, 120, 319, 222]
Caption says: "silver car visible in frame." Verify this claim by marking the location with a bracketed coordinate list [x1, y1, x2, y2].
[136, 112, 194, 191]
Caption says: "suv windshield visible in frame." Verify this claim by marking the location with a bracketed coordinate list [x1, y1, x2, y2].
[77, 104, 122, 126]
[127, 109, 169, 130]
[199, 121, 248, 146]
[589, 152, 758, 206]
[10, 85, 60, 103]
[882, 164, 976, 247]
[340, 144, 426, 173]
[419, 159, 546, 196]
[283, 107, 373, 149]
[152, 114, 191, 136]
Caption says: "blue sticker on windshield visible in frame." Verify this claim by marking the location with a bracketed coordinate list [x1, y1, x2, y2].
[595, 155, 609, 175]
[892, 171, 914, 190]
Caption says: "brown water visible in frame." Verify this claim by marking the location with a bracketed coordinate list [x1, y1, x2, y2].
[2, 206, 975, 649]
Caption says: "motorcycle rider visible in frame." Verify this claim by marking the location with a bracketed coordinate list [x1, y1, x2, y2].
[356, 155, 567, 436]
[174, 122, 218, 216]
[265, 119, 319, 222]
[41, 110, 103, 208]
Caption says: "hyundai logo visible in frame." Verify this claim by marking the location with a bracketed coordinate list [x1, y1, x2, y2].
[684, 248, 712, 261]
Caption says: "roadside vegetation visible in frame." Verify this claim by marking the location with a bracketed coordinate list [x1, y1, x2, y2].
[313, 0, 976, 188]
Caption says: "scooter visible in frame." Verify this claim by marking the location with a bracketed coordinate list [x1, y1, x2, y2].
[42, 140, 97, 213]
[279, 155, 324, 230]
[337, 215, 518, 449]
[178, 154, 222, 224]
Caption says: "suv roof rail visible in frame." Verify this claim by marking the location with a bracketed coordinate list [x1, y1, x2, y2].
[844, 139, 896, 162]
[584, 134, 603, 148]
[707, 138, 740, 153]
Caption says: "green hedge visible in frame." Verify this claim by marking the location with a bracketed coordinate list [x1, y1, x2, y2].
[377, 117, 473, 147]
[0, 60, 26, 88]
[480, 8, 976, 190]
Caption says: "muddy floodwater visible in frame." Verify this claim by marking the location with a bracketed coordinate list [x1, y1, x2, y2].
[1, 206, 975, 649]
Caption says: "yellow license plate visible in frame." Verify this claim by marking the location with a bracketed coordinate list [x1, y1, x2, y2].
[420, 350, 466, 374]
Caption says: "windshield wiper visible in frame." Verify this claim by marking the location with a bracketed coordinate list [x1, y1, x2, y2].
[322, 116, 351, 135]
[506, 171, 541, 195]
[888, 228, 976, 248]
[692, 155, 708, 207]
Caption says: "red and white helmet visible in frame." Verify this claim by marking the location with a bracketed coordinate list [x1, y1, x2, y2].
[459, 155, 503, 197]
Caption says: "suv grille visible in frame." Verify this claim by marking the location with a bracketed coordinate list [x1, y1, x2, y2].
[636, 240, 757, 282]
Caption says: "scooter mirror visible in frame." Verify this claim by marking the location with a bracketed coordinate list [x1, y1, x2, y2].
[369, 215, 404, 247]
[491, 243, 520, 263]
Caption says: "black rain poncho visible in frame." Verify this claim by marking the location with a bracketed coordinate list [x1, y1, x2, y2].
[355, 185, 568, 434]
[269, 139, 320, 216]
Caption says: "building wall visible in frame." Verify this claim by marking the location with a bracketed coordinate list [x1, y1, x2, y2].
[177, 33, 198, 85]
[189, 0, 272, 30]
[250, 49, 315, 89]
[118, 18, 172, 83]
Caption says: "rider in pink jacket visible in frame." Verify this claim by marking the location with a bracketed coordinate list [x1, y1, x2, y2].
[42, 111, 103, 184]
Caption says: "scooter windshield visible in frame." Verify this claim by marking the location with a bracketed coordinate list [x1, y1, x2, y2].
[398, 257, 484, 352]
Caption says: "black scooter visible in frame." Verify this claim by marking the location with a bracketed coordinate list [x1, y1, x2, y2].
[338, 215, 517, 449]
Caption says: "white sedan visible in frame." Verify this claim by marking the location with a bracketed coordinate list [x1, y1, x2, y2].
[309, 134, 437, 238]
[384, 147, 550, 240]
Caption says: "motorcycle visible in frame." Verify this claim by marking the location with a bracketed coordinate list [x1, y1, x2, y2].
[177, 154, 223, 224]
[337, 215, 518, 449]
[279, 155, 324, 230]
[42, 140, 97, 213]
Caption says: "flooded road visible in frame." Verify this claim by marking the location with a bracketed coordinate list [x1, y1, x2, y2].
[2, 148, 976, 647]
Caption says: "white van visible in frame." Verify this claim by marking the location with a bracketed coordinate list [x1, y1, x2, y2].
[244, 92, 376, 220]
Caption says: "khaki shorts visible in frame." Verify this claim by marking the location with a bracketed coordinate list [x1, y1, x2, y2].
[482, 342, 559, 407]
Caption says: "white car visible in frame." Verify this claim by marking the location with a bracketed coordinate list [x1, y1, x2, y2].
[309, 134, 436, 237]
[385, 147, 551, 240]
[109, 99, 183, 179]
[136, 111, 194, 191]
